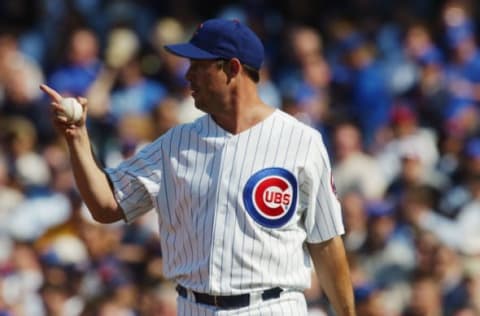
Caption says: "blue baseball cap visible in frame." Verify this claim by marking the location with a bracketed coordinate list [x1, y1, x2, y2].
[465, 138, 480, 159]
[354, 283, 377, 303]
[366, 200, 395, 218]
[164, 18, 264, 71]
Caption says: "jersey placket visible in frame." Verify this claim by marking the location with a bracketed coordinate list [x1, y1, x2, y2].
[208, 134, 239, 294]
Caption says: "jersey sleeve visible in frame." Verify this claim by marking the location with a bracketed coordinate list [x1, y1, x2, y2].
[302, 134, 345, 243]
[105, 142, 163, 224]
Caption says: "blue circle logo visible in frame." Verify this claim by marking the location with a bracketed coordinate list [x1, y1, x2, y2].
[243, 168, 298, 228]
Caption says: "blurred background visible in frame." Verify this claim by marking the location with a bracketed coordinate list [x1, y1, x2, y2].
[1, 0, 480, 315]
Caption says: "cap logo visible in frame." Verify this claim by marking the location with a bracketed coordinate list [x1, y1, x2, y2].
[243, 168, 297, 228]
[194, 23, 203, 35]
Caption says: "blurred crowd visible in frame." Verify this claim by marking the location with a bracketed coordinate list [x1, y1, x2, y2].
[2, 0, 480, 315]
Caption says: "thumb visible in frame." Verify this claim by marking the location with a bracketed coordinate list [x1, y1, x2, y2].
[76, 97, 88, 107]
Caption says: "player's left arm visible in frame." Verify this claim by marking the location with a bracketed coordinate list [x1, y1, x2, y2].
[307, 236, 356, 316]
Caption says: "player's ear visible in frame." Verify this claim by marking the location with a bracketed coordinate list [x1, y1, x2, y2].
[226, 58, 241, 78]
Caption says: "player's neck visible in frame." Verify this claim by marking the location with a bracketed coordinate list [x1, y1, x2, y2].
[211, 101, 274, 135]
[211, 80, 275, 134]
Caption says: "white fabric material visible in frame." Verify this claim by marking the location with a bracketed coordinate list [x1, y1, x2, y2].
[106, 110, 344, 295]
[333, 152, 387, 200]
[420, 201, 480, 255]
[376, 128, 439, 184]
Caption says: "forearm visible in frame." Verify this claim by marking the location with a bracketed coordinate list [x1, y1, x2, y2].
[39, 83, 123, 222]
[67, 127, 123, 223]
[308, 236, 356, 316]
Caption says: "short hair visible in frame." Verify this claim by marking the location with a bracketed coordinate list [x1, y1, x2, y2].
[242, 63, 260, 83]
[216, 59, 260, 83]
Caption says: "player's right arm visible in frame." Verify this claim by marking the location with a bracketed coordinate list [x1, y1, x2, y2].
[308, 237, 356, 316]
[40, 84, 124, 223]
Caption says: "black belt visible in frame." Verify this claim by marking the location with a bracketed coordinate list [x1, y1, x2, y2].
[176, 284, 283, 309]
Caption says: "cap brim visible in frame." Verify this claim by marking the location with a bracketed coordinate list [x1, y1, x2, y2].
[164, 42, 220, 60]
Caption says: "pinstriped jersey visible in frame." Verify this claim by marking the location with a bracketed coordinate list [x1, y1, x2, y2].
[105, 109, 344, 294]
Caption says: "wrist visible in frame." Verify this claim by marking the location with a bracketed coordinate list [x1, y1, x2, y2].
[66, 126, 91, 148]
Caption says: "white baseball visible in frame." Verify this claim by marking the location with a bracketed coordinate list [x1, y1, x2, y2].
[60, 97, 83, 123]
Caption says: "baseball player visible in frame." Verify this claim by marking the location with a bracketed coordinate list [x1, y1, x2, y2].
[41, 18, 355, 316]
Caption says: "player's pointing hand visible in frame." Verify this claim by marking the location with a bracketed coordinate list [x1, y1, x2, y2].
[40, 84, 88, 138]
[40, 84, 63, 102]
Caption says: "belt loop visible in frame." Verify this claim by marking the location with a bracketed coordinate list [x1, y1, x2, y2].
[249, 291, 263, 306]
[188, 289, 195, 301]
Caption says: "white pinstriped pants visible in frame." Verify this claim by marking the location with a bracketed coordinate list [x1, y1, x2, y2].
[176, 291, 308, 316]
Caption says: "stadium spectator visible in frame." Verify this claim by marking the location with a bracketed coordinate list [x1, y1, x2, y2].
[332, 122, 387, 200]
[46, 27, 101, 97]
[2, 1, 480, 314]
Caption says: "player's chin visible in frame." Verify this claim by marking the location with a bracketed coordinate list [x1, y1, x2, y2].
[193, 102, 205, 111]
[192, 98, 205, 111]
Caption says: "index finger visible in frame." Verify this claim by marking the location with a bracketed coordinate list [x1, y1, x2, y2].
[40, 84, 63, 102]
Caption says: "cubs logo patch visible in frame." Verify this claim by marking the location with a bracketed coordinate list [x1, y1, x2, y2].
[243, 168, 298, 228]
